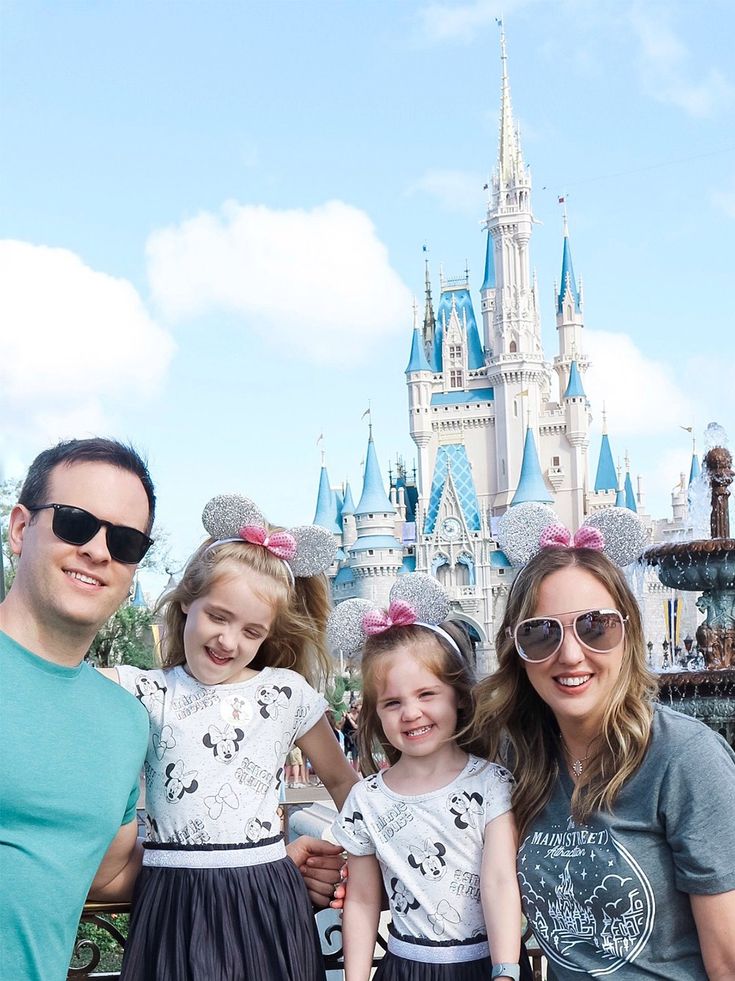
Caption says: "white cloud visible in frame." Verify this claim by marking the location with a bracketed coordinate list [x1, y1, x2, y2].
[0, 240, 175, 454]
[145, 199, 412, 364]
[407, 169, 486, 216]
[630, 8, 734, 117]
[584, 329, 695, 437]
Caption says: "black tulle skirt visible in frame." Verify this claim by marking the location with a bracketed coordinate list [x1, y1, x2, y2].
[375, 947, 534, 981]
[120, 856, 326, 981]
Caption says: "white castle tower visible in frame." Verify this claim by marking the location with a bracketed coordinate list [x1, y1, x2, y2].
[403, 27, 594, 666]
[312, 27, 701, 671]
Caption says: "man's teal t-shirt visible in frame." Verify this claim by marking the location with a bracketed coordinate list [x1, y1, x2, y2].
[0, 631, 149, 981]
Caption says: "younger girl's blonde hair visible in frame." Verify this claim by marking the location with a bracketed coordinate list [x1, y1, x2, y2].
[158, 534, 332, 688]
[357, 621, 485, 774]
[472, 547, 657, 840]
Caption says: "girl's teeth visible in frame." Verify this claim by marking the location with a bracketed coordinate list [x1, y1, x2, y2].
[558, 676, 590, 687]
[407, 725, 431, 736]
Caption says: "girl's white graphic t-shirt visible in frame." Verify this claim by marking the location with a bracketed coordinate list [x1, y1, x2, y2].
[332, 755, 514, 945]
[117, 664, 326, 849]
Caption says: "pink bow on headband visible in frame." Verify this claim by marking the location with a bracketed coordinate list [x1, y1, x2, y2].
[238, 525, 297, 561]
[539, 523, 605, 551]
[363, 600, 417, 636]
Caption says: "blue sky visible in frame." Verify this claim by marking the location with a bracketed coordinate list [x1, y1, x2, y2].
[1, 0, 733, 593]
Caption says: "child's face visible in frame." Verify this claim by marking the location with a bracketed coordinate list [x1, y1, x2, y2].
[181, 566, 276, 686]
[375, 649, 458, 761]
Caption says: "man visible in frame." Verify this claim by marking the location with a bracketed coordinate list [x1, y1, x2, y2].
[0, 438, 343, 981]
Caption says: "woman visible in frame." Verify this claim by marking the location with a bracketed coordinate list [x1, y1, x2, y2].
[473, 544, 735, 979]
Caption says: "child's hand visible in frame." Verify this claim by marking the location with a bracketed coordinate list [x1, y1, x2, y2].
[286, 835, 346, 908]
[330, 863, 348, 910]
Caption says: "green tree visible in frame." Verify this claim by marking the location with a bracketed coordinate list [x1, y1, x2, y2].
[325, 670, 362, 721]
[88, 604, 157, 668]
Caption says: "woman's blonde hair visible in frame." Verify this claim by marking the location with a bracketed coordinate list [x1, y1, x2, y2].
[357, 621, 485, 774]
[472, 547, 657, 840]
[158, 535, 332, 688]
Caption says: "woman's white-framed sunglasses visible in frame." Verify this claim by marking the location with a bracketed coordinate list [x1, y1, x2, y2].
[508, 608, 628, 663]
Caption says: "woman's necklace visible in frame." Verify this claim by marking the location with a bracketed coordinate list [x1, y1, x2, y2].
[560, 736, 591, 777]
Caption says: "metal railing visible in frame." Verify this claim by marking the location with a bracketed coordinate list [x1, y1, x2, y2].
[70, 903, 545, 979]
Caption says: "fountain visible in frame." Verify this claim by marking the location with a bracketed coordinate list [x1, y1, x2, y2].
[643, 426, 735, 748]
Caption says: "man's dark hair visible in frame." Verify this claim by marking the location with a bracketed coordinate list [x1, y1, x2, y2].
[19, 438, 156, 533]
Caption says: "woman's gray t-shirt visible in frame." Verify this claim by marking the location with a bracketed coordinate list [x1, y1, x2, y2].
[518, 704, 735, 979]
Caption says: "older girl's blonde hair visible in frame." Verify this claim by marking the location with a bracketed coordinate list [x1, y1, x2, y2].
[472, 547, 657, 840]
[357, 621, 485, 774]
[158, 535, 332, 688]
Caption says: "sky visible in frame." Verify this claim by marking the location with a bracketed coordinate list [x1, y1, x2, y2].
[1, 0, 734, 596]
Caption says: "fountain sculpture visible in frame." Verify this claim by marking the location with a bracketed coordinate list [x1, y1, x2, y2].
[644, 431, 735, 747]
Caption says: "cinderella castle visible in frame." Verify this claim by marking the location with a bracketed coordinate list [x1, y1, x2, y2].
[310, 31, 700, 673]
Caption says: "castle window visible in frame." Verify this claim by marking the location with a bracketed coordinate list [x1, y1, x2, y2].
[449, 345, 462, 360]
[450, 370, 463, 388]
[509, 341, 517, 353]
[552, 456, 560, 467]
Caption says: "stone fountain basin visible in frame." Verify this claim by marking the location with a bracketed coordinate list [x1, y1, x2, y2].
[644, 539, 735, 591]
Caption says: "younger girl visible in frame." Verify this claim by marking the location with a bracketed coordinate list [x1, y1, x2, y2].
[102, 493, 357, 981]
[329, 576, 530, 981]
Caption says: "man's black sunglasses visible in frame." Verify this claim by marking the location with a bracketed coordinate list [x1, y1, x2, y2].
[28, 503, 153, 565]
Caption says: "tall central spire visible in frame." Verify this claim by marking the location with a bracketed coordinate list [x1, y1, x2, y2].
[497, 23, 522, 187]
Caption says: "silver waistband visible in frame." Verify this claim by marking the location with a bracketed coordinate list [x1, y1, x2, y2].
[387, 934, 489, 964]
[142, 839, 287, 869]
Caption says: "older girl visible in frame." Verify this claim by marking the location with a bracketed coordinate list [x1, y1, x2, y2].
[103, 494, 358, 981]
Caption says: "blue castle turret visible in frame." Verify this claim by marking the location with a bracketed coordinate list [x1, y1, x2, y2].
[594, 410, 617, 493]
[511, 427, 554, 505]
[563, 359, 586, 399]
[624, 455, 637, 512]
[313, 464, 341, 535]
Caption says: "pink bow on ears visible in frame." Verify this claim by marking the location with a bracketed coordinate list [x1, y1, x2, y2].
[362, 600, 417, 636]
[238, 525, 297, 561]
[539, 523, 605, 551]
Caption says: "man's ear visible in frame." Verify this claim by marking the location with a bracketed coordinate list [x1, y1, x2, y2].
[7, 504, 32, 558]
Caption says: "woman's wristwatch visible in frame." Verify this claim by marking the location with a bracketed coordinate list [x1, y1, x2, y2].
[491, 964, 521, 981]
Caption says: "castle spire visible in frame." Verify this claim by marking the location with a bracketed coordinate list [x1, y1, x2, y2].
[624, 452, 637, 512]
[355, 433, 395, 515]
[497, 21, 524, 186]
[481, 228, 495, 291]
[313, 464, 341, 534]
[689, 445, 701, 486]
[511, 427, 553, 505]
[557, 214, 581, 315]
[422, 254, 436, 361]
[594, 410, 617, 492]
[406, 320, 432, 373]
[563, 359, 586, 399]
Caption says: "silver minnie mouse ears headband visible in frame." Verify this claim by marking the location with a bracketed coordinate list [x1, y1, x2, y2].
[201, 493, 337, 583]
[327, 573, 463, 659]
[496, 502, 650, 568]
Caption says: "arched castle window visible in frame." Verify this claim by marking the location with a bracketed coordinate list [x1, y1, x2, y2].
[457, 553, 475, 586]
[431, 554, 450, 586]
[509, 340, 517, 353]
